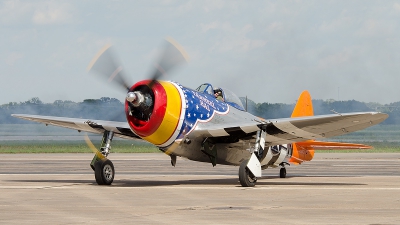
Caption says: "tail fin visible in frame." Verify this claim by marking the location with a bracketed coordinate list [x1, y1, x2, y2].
[291, 90, 313, 118]
[290, 91, 315, 164]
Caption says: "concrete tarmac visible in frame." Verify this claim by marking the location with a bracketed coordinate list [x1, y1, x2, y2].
[0, 153, 399, 224]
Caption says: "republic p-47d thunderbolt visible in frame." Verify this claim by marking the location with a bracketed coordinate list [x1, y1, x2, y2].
[12, 38, 388, 187]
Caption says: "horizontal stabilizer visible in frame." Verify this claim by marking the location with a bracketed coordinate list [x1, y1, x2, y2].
[295, 140, 372, 150]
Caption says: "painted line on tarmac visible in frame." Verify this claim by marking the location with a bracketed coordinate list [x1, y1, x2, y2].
[332, 164, 395, 167]
[0, 184, 85, 189]
[1, 185, 400, 191]
[100, 185, 400, 190]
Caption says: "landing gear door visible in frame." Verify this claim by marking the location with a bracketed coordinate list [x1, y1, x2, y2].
[247, 153, 262, 177]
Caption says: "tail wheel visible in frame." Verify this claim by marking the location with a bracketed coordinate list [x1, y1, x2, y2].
[280, 167, 286, 178]
[94, 159, 115, 185]
[238, 159, 257, 187]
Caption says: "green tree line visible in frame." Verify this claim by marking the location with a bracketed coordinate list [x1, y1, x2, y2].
[241, 98, 398, 125]
[0, 97, 125, 124]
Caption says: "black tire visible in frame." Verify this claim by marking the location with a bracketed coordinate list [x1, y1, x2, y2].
[238, 159, 257, 187]
[280, 167, 286, 178]
[94, 159, 115, 185]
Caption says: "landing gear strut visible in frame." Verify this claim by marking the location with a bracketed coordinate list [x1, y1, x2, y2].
[238, 130, 265, 187]
[90, 131, 115, 185]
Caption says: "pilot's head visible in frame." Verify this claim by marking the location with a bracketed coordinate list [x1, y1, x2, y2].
[214, 91, 222, 97]
[214, 88, 222, 96]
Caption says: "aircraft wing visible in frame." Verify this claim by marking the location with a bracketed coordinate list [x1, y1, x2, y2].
[11, 114, 140, 140]
[194, 112, 388, 146]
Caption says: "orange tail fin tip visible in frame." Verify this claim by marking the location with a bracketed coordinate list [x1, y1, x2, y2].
[291, 90, 313, 118]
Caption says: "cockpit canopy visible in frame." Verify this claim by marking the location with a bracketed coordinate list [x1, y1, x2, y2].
[195, 83, 245, 111]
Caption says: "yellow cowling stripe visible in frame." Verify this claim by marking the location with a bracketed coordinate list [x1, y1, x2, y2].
[142, 81, 182, 145]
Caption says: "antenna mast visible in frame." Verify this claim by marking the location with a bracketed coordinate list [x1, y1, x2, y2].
[245, 96, 248, 112]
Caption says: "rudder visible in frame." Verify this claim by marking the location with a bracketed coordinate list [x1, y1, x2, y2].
[290, 90, 315, 164]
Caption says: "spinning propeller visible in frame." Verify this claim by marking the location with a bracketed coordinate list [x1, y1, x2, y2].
[87, 44, 130, 91]
[87, 37, 188, 109]
[85, 37, 189, 154]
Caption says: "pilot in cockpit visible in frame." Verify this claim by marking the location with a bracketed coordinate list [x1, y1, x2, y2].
[214, 88, 224, 101]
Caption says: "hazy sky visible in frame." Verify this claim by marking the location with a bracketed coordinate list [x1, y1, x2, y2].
[1, 0, 400, 105]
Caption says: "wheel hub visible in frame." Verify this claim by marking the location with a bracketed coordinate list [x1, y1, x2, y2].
[103, 164, 113, 181]
[246, 168, 257, 183]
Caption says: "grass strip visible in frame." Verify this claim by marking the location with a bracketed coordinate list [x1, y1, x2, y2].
[0, 140, 159, 154]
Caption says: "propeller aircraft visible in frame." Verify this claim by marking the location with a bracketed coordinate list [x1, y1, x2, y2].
[12, 38, 388, 187]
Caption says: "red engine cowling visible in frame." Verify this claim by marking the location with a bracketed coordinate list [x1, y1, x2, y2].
[125, 80, 185, 147]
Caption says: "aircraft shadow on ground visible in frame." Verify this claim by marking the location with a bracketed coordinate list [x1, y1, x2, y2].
[7, 176, 365, 187]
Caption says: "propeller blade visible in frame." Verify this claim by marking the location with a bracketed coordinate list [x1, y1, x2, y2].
[148, 37, 189, 87]
[87, 37, 189, 94]
[87, 44, 130, 91]
[84, 133, 106, 160]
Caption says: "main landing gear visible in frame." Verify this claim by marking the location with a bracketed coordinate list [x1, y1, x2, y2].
[239, 160, 288, 187]
[238, 130, 265, 187]
[90, 131, 115, 185]
[239, 159, 257, 187]
[94, 159, 115, 185]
